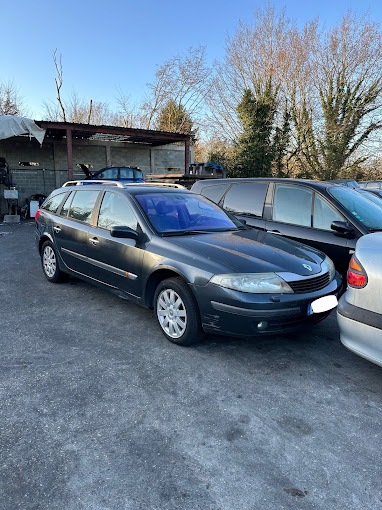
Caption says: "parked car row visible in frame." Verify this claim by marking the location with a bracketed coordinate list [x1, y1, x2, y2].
[35, 180, 342, 346]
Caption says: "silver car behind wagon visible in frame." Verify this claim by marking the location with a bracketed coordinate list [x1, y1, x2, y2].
[337, 233, 382, 366]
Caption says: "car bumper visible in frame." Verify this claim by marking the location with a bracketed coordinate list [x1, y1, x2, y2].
[337, 295, 382, 367]
[193, 274, 343, 336]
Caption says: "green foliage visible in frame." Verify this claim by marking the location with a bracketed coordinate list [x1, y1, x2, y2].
[231, 80, 290, 177]
[156, 99, 197, 138]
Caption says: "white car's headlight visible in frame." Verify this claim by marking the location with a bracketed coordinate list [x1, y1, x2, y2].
[210, 273, 294, 294]
[323, 255, 336, 281]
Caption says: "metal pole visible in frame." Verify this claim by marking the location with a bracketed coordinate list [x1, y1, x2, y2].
[185, 138, 190, 174]
[66, 128, 73, 180]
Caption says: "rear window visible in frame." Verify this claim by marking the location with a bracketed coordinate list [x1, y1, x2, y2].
[67, 190, 99, 224]
[223, 182, 268, 217]
[41, 192, 66, 214]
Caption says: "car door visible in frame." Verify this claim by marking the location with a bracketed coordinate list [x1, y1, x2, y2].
[221, 182, 268, 230]
[86, 191, 144, 299]
[52, 189, 100, 275]
[266, 183, 359, 275]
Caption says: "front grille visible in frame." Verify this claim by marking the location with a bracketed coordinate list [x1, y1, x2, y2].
[288, 272, 330, 293]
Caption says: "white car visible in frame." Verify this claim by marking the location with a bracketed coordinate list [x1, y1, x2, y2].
[337, 233, 382, 366]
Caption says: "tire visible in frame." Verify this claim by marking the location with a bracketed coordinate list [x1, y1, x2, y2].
[41, 241, 65, 283]
[154, 277, 204, 346]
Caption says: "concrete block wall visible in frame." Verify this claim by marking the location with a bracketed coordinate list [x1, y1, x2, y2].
[0, 136, 190, 213]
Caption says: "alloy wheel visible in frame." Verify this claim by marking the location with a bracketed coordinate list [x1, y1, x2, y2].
[43, 246, 57, 278]
[157, 288, 187, 339]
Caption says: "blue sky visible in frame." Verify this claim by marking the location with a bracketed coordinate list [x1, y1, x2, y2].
[2, 0, 381, 119]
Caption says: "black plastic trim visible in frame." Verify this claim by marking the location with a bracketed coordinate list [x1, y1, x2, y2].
[338, 296, 382, 330]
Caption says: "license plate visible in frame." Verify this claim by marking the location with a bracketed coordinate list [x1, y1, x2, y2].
[307, 295, 338, 316]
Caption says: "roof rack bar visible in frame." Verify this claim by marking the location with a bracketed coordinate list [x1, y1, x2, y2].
[62, 180, 186, 189]
[62, 180, 125, 188]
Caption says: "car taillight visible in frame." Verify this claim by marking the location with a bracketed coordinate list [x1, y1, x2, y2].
[347, 255, 367, 287]
[35, 209, 41, 222]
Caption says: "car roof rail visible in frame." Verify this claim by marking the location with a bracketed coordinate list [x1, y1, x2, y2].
[62, 180, 125, 188]
[62, 180, 186, 189]
[123, 182, 186, 189]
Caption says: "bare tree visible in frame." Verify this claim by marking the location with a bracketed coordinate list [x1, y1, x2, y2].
[292, 13, 382, 179]
[0, 81, 28, 116]
[53, 49, 66, 122]
[141, 46, 212, 131]
[208, 6, 382, 178]
[207, 5, 292, 140]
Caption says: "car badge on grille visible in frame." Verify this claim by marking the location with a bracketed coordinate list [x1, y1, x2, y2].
[303, 264, 313, 271]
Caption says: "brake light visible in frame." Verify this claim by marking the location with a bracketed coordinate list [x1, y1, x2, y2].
[35, 209, 41, 222]
[347, 255, 367, 287]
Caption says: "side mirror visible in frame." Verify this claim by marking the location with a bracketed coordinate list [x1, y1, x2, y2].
[110, 226, 139, 240]
[331, 220, 355, 237]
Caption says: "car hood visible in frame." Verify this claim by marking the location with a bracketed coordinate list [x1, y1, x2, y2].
[167, 229, 325, 276]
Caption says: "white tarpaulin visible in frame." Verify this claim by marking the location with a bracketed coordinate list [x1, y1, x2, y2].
[0, 116, 46, 145]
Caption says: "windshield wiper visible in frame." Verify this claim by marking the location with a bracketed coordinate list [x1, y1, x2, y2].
[162, 228, 241, 236]
[162, 230, 212, 236]
[369, 228, 382, 232]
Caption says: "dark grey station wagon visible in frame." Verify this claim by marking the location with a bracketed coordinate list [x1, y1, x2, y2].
[35, 181, 342, 346]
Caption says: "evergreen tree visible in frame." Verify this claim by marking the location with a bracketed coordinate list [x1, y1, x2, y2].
[156, 99, 197, 137]
[232, 80, 290, 177]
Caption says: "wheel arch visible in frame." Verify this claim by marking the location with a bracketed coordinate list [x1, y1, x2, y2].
[144, 267, 192, 309]
[38, 233, 54, 254]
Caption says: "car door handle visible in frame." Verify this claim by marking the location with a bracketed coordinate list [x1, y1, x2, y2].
[267, 230, 283, 235]
[53, 226, 61, 233]
[89, 237, 100, 245]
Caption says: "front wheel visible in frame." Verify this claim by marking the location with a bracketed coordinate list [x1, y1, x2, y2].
[41, 241, 65, 283]
[154, 277, 204, 346]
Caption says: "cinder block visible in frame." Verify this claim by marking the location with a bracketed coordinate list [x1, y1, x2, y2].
[4, 215, 20, 223]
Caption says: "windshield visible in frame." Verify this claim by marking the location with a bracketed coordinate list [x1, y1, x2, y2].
[135, 192, 242, 234]
[329, 186, 382, 230]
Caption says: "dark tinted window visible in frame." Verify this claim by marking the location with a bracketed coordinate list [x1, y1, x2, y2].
[223, 182, 268, 217]
[119, 168, 134, 179]
[136, 192, 239, 233]
[273, 184, 313, 227]
[97, 168, 118, 179]
[201, 184, 230, 204]
[68, 190, 99, 224]
[60, 192, 74, 217]
[97, 192, 138, 230]
[41, 192, 66, 213]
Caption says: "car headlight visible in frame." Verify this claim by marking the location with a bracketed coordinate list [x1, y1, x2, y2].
[209, 273, 294, 294]
[323, 255, 336, 281]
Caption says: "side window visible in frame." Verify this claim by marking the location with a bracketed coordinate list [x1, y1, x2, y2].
[313, 194, 344, 230]
[97, 192, 138, 231]
[68, 190, 99, 224]
[223, 183, 268, 217]
[201, 184, 230, 204]
[119, 168, 134, 179]
[41, 192, 66, 213]
[98, 168, 118, 179]
[273, 184, 313, 227]
[60, 192, 74, 217]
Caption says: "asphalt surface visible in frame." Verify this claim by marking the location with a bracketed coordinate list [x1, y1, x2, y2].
[0, 221, 381, 510]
